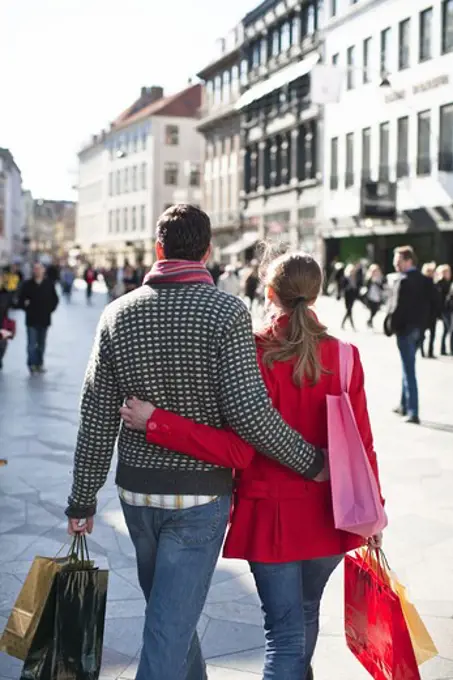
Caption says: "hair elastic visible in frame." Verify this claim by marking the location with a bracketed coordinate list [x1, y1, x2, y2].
[294, 296, 306, 306]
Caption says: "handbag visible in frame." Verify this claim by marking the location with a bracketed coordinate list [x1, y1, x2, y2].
[326, 341, 387, 537]
[2, 317, 16, 338]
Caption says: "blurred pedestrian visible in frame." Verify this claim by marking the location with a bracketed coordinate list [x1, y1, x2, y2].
[123, 265, 139, 294]
[364, 264, 385, 328]
[218, 264, 241, 297]
[435, 264, 452, 356]
[341, 263, 359, 330]
[4, 263, 22, 308]
[420, 262, 441, 359]
[243, 260, 260, 311]
[84, 264, 97, 303]
[385, 246, 430, 424]
[46, 260, 60, 285]
[208, 261, 221, 286]
[18, 262, 59, 374]
[60, 265, 75, 302]
[0, 272, 14, 370]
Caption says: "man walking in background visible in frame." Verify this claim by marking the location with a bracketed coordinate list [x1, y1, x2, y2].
[66, 204, 325, 680]
[18, 262, 59, 374]
[386, 246, 430, 424]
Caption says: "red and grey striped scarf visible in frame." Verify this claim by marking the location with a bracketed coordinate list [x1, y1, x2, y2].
[143, 260, 214, 286]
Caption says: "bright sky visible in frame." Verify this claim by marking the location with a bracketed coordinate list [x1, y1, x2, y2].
[0, 0, 254, 200]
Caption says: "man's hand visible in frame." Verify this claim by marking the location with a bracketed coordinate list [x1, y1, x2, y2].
[313, 451, 330, 482]
[68, 517, 94, 536]
[0, 329, 12, 340]
[120, 397, 156, 432]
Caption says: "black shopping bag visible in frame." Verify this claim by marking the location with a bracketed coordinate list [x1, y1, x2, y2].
[20, 536, 109, 680]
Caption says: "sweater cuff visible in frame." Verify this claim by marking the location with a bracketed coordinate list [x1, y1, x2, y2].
[65, 501, 97, 519]
[302, 447, 325, 480]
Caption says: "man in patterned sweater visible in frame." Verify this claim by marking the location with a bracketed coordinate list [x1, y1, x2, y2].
[66, 204, 326, 680]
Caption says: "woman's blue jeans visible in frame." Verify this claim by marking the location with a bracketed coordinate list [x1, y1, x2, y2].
[250, 555, 343, 680]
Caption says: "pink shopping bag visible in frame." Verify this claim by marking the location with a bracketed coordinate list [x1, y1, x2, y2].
[326, 342, 387, 538]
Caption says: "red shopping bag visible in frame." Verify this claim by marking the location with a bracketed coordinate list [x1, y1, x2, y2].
[345, 551, 420, 680]
[2, 317, 16, 338]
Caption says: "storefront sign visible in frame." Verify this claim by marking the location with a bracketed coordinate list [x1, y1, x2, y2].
[385, 74, 449, 103]
[360, 181, 397, 221]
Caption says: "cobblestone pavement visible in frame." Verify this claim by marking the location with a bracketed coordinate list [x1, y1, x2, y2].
[1, 286, 452, 679]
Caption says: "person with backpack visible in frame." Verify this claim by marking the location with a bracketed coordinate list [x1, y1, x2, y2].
[120, 251, 384, 680]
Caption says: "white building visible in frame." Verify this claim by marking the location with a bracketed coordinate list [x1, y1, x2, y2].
[76, 84, 202, 267]
[321, 0, 453, 270]
[0, 149, 22, 266]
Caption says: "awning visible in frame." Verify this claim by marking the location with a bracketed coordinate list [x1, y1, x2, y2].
[221, 231, 259, 256]
[235, 53, 320, 111]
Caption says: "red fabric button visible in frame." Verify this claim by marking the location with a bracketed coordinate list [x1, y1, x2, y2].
[148, 422, 157, 431]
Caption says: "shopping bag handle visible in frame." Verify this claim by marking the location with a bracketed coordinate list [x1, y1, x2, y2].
[68, 534, 91, 566]
[359, 546, 391, 583]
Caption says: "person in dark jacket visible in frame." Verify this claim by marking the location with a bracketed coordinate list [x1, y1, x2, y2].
[420, 262, 442, 359]
[340, 263, 360, 330]
[18, 262, 59, 374]
[386, 246, 430, 424]
[436, 264, 452, 356]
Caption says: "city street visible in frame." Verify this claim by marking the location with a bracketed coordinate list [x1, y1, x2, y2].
[1, 286, 453, 680]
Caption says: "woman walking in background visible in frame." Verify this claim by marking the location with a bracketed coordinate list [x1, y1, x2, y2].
[121, 252, 384, 680]
[364, 264, 385, 328]
[341, 263, 360, 330]
[420, 262, 441, 359]
[436, 264, 452, 356]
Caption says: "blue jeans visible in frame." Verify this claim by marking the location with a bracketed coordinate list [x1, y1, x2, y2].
[397, 328, 420, 418]
[121, 496, 230, 680]
[27, 326, 48, 368]
[250, 555, 343, 680]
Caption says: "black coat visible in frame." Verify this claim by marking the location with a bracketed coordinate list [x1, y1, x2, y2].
[0, 288, 10, 327]
[18, 278, 59, 328]
[387, 270, 432, 336]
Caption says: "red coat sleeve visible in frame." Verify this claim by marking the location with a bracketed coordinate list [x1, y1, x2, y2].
[349, 345, 385, 504]
[146, 409, 255, 470]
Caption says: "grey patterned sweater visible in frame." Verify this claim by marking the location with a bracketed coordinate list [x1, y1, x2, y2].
[67, 283, 324, 518]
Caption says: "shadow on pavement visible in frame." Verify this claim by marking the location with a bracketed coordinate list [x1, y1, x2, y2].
[420, 421, 453, 434]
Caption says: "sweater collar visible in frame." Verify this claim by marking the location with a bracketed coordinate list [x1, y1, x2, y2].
[143, 260, 214, 286]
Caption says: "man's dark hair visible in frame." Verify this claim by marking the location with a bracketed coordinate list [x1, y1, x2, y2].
[156, 204, 211, 261]
[394, 245, 417, 264]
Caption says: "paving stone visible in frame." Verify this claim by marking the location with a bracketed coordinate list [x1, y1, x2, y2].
[103, 617, 144, 658]
[202, 619, 264, 659]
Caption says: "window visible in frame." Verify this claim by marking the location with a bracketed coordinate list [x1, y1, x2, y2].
[442, 0, 453, 54]
[306, 3, 316, 36]
[165, 125, 179, 145]
[132, 166, 137, 191]
[108, 211, 113, 232]
[164, 162, 179, 185]
[417, 110, 431, 175]
[363, 38, 371, 83]
[397, 117, 409, 178]
[123, 207, 128, 231]
[116, 209, 120, 233]
[271, 28, 280, 56]
[231, 65, 239, 94]
[398, 18, 410, 69]
[116, 170, 121, 194]
[332, 53, 339, 65]
[133, 134, 138, 153]
[141, 162, 147, 190]
[214, 75, 222, 103]
[240, 58, 248, 86]
[108, 173, 113, 196]
[140, 205, 146, 231]
[259, 39, 267, 65]
[380, 27, 391, 75]
[419, 7, 433, 62]
[379, 122, 390, 180]
[123, 167, 129, 193]
[361, 127, 371, 180]
[132, 206, 137, 231]
[222, 70, 230, 103]
[439, 103, 453, 171]
[345, 132, 354, 187]
[189, 164, 201, 187]
[281, 22, 291, 51]
[330, 0, 337, 16]
[142, 131, 147, 150]
[291, 13, 300, 44]
[347, 46, 355, 89]
[330, 137, 338, 190]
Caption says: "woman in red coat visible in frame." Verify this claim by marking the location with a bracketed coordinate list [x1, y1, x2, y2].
[121, 253, 384, 680]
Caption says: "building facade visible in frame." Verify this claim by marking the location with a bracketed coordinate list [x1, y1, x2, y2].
[0, 149, 22, 266]
[238, 0, 324, 260]
[32, 199, 76, 260]
[322, 0, 453, 270]
[76, 84, 202, 268]
[196, 24, 245, 262]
